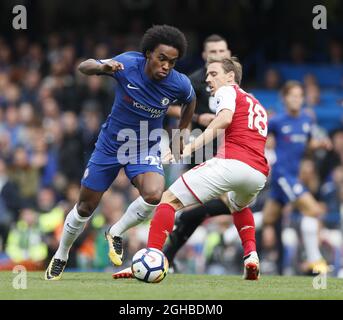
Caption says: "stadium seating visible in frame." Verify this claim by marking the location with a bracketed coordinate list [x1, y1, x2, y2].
[269, 63, 343, 88]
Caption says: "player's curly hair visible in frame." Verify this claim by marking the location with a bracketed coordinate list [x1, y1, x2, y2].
[141, 25, 188, 58]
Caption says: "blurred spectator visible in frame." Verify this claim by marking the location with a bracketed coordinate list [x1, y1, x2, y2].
[320, 165, 343, 229]
[40, 97, 60, 121]
[329, 40, 343, 64]
[1, 208, 48, 271]
[0, 72, 10, 106]
[259, 225, 279, 275]
[305, 83, 321, 109]
[61, 45, 77, 74]
[290, 42, 307, 64]
[3, 84, 21, 106]
[77, 75, 114, 118]
[0, 42, 11, 72]
[0, 127, 12, 161]
[30, 129, 58, 188]
[35, 187, 64, 261]
[264, 68, 281, 90]
[13, 35, 29, 63]
[46, 33, 62, 65]
[2, 105, 27, 149]
[80, 103, 101, 163]
[18, 102, 37, 127]
[8, 147, 40, 206]
[319, 129, 343, 183]
[94, 43, 110, 60]
[62, 182, 80, 212]
[0, 158, 22, 250]
[44, 57, 78, 112]
[21, 69, 42, 105]
[299, 158, 321, 197]
[58, 111, 85, 182]
[203, 215, 239, 275]
[24, 43, 46, 73]
[303, 73, 318, 87]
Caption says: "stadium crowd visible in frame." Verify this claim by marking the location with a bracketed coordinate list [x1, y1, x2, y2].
[0, 31, 343, 276]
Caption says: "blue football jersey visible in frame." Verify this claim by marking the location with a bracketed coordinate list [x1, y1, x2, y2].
[95, 51, 195, 158]
[269, 111, 313, 177]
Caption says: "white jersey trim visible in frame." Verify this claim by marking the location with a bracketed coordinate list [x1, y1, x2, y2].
[214, 85, 236, 115]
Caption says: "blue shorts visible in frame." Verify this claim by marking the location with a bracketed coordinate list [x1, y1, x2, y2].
[81, 148, 164, 192]
[269, 173, 307, 206]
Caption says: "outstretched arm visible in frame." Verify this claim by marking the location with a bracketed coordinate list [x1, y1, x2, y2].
[170, 98, 196, 161]
[78, 58, 124, 76]
[182, 109, 233, 157]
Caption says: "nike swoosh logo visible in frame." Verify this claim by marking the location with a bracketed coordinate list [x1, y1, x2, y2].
[240, 226, 254, 232]
[127, 83, 140, 90]
[66, 223, 78, 231]
[136, 212, 145, 220]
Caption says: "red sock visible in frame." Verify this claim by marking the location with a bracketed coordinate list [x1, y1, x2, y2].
[232, 207, 256, 256]
[147, 203, 176, 250]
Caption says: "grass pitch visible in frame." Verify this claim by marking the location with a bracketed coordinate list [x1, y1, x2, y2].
[0, 272, 342, 300]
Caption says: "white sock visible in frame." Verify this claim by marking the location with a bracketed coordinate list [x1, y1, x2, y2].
[109, 196, 157, 237]
[55, 205, 91, 261]
[300, 216, 322, 263]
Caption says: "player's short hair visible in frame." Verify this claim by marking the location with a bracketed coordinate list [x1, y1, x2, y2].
[141, 25, 188, 58]
[207, 56, 242, 85]
[281, 80, 304, 97]
[203, 34, 227, 49]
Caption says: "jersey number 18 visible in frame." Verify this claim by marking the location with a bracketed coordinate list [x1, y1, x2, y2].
[246, 97, 268, 137]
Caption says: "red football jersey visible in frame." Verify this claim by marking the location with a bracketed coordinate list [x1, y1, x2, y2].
[214, 84, 269, 176]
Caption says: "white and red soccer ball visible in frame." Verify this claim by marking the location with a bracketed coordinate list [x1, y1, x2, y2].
[131, 248, 169, 283]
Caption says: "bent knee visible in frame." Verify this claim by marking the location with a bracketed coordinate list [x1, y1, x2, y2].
[77, 201, 96, 217]
[141, 188, 163, 205]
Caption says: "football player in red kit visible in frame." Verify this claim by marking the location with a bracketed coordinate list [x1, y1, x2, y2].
[117, 56, 269, 280]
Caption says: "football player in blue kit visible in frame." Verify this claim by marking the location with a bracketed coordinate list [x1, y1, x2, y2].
[45, 25, 196, 280]
[263, 80, 330, 274]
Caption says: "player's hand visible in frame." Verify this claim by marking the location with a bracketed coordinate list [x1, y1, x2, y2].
[181, 143, 193, 159]
[162, 147, 175, 164]
[198, 113, 216, 127]
[321, 137, 333, 150]
[100, 60, 124, 73]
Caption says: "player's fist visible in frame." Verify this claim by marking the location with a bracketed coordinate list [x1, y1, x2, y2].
[100, 60, 124, 73]
[161, 147, 175, 164]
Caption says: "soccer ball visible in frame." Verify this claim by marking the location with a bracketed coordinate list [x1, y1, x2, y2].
[131, 248, 169, 283]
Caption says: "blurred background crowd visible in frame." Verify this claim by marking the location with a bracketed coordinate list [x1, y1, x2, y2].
[0, 0, 343, 276]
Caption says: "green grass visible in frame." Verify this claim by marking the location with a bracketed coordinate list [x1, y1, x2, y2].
[0, 272, 342, 300]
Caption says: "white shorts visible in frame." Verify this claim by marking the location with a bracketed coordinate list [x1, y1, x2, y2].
[169, 158, 267, 212]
